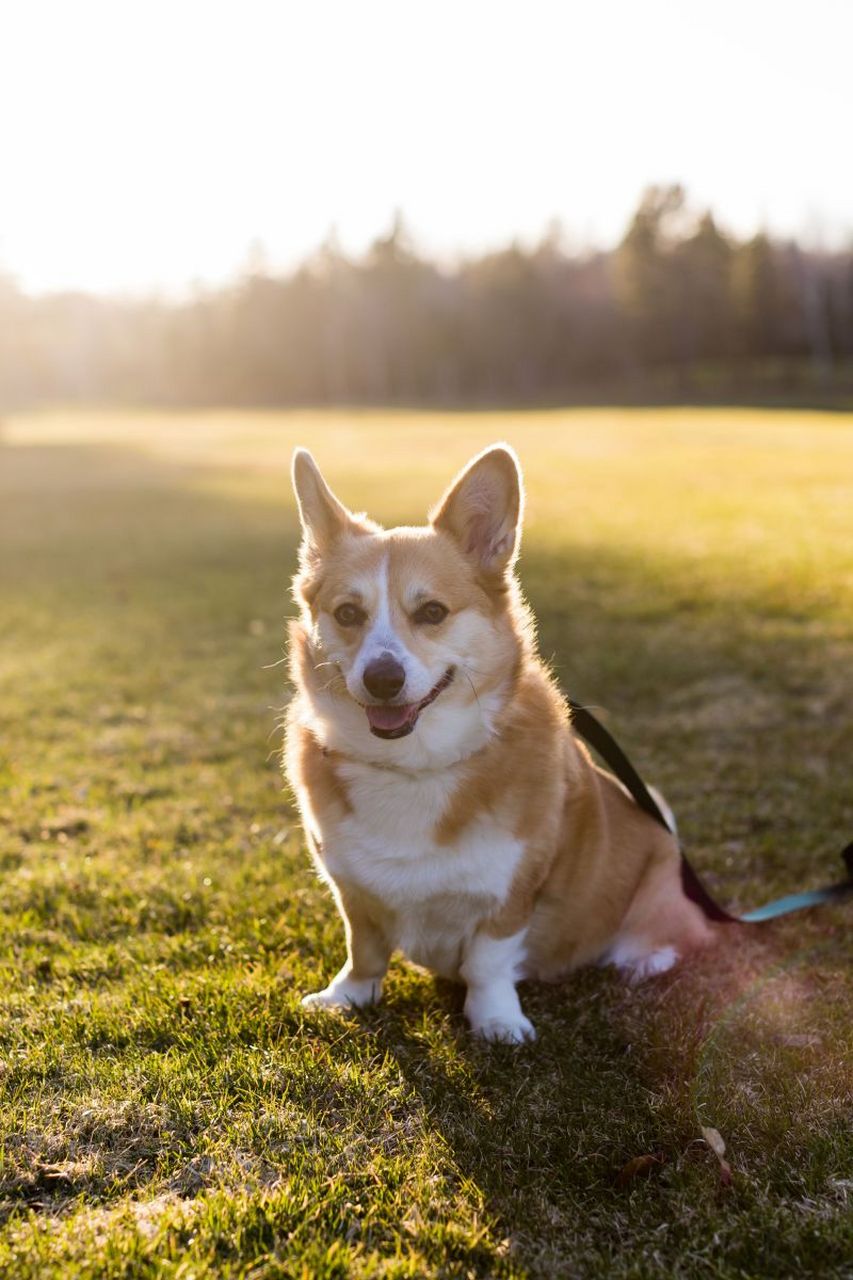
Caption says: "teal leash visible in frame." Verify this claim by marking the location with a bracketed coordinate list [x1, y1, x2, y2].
[568, 700, 853, 926]
[738, 868, 853, 922]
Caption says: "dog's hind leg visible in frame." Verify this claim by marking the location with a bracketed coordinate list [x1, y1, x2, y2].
[607, 841, 715, 984]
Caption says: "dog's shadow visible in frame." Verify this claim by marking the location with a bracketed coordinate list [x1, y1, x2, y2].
[330, 963, 697, 1219]
[298, 921, 809, 1249]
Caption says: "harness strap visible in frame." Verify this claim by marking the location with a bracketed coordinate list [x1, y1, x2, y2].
[568, 700, 853, 926]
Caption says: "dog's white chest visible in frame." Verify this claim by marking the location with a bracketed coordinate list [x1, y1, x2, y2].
[321, 762, 523, 978]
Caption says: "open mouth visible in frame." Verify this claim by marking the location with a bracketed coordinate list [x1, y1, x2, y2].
[364, 668, 455, 740]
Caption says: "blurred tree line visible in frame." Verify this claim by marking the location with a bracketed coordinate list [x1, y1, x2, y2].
[2, 186, 852, 408]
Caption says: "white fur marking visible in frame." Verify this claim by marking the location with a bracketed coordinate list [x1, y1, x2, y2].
[461, 929, 535, 1043]
[361, 554, 396, 659]
[319, 762, 525, 981]
[609, 940, 679, 985]
[344, 552, 435, 705]
[649, 785, 678, 837]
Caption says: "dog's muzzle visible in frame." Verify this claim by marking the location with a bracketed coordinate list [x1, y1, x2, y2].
[363, 667, 455, 739]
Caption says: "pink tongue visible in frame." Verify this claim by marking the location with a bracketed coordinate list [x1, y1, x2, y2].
[366, 704, 417, 731]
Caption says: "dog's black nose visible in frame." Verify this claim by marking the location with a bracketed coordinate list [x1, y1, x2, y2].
[363, 655, 406, 701]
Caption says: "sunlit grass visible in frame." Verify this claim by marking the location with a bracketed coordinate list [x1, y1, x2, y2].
[0, 407, 850, 1277]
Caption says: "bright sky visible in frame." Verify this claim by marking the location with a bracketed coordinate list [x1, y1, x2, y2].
[1, 0, 850, 296]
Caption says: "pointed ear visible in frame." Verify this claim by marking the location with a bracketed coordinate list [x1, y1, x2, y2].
[291, 448, 354, 556]
[430, 444, 523, 576]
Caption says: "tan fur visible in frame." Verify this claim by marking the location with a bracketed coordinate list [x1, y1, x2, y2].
[285, 445, 714, 1039]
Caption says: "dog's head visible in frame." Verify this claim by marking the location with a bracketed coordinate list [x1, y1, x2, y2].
[290, 444, 531, 766]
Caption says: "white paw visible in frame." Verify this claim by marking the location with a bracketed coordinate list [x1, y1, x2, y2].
[471, 1014, 537, 1045]
[618, 945, 679, 985]
[301, 975, 382, 1011]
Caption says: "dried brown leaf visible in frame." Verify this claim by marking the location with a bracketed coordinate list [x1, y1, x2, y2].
[615, 1152, 666, 1188]
[701, 1126, 726, 1158]
[701, 1126, 734, 1186]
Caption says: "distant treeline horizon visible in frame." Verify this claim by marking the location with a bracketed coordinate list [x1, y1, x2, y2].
[2, 186, 853, 409]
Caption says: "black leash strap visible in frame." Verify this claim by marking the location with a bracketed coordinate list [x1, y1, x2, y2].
[568, 700, 853, 926]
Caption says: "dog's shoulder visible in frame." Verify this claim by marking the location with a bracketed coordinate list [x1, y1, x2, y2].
[435, 656, 570, 846]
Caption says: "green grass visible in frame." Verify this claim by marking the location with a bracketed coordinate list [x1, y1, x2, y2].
[0, 406, 851, 1278]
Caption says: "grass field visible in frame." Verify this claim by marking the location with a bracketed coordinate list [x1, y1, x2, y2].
[0, 406, 851, 1278]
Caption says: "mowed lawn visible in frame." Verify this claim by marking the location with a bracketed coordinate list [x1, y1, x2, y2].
[0, 407, 851, 1278]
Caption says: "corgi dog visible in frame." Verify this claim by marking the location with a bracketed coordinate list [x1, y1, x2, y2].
[285, 444, 714, 1043]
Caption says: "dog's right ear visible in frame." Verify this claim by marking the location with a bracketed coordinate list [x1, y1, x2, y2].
[291, 449, 354, 558]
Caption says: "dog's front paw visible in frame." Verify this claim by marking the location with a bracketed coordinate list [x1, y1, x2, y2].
[471, 1013, 536, 1045]
[301, 974, 383, 1011]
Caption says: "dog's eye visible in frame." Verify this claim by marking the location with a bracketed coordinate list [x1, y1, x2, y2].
[413, 601, 448, 626]
[334, 603, 366, 627]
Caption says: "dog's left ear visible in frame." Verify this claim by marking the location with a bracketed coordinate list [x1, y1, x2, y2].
[430, 444, 523, 577]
